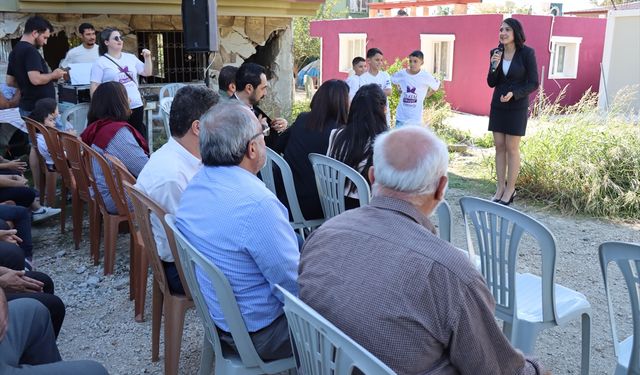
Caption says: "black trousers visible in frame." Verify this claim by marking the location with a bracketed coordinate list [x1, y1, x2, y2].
[0, 186, 36, 208]
[0, 205, 34, 258]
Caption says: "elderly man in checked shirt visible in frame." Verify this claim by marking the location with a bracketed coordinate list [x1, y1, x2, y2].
[176, 102, 298, 361]
[299, 126, 547, 375]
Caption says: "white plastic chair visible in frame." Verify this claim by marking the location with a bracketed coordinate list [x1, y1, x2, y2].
[459, 196, 591, 375]
[434, 200, 452, 242]
[158, 83, 186, 101]
[260, 148, 324, 237]
[164, 214, 296, 375]
[276, 285, 396, 375]
[598, 241, 640, 375]
[308, 153, 371, 220]
[159, 97, 173, 139]
[61, 102, 90, 133]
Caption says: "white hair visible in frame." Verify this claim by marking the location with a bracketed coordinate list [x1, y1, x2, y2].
[372, 126, 448, 195]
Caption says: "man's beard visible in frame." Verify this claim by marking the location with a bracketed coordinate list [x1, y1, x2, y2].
[249, 92, 261, 106]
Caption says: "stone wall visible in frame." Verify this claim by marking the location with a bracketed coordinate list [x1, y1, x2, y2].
[0, 12, 294, 114]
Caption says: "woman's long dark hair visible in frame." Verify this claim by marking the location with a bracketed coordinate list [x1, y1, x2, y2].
[503, 18, 526, 49]
[87, 81, 131, 124]
[330, 83, 388, 183]
[98, 28, 117, 56]
[306, 79, 349, 131]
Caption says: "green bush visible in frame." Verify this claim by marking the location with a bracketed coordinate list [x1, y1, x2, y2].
[518, 86, 640, 219]
[289, 99, 311, 124]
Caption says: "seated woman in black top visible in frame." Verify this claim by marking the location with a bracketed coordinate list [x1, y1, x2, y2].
[328, 83, 389, 209]
[273, 79, 349, 220]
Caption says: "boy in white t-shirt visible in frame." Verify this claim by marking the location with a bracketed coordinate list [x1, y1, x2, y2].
[360, 48, 392, 126]
[345, 56, 367, 101]
[391, 50, 440, 128]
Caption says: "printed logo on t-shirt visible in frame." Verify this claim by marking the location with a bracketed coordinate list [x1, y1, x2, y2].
[403, 85, 418, 107]
[118, 66, 132, 84]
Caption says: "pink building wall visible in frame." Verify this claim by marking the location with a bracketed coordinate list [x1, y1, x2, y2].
[311, 14, 606, 116]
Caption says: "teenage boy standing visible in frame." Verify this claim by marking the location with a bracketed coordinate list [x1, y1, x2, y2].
[391, 50, 440, 127]
[345, 56, 366, 101]
[360, 48, 392, 126]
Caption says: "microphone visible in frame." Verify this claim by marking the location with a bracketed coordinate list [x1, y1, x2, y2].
[490, 43, 504, 73]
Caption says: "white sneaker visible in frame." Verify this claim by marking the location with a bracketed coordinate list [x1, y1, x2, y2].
[32, 206, 61, 222]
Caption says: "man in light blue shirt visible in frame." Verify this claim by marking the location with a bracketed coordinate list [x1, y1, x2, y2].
[176, 102, 299, 361]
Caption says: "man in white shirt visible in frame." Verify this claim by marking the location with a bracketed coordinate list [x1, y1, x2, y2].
[135, 85, 219, 294]
[392, 50, 440, 127]
[345, 56, 366, 101]
[360, 48, 392, 125]
[59, 23, 99, 68]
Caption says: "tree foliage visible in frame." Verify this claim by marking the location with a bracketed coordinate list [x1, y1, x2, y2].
[293, 0, 346, 73]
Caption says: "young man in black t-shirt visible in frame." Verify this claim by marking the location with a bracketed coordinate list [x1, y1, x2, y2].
[6, 16, 66, 115]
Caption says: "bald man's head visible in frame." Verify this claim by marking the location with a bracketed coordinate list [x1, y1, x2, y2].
[372, 127, 448, 195]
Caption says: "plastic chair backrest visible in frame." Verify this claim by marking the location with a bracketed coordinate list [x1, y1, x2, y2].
[159, 83, 186, 101]
[308, 153, 371, 219]
[434, 200, 452, 242]
[47, 128, 75, 190]
[104, 154, 136, 220]
[459, 196, 558, 325]
[59, 132, 92, 202]
[81, 144, 129, 216]
[164, 214, 268, 368]
[125, 183, 192, 300]
[61, 103, 90, 133]
[599, 241, 640, 372]
[276, 285, 396, 375]
[23, 117, 48, 173]
[260, 147, 322, 229]
[159, 97, 173, 139]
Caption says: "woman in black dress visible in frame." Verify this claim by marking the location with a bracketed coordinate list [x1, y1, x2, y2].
[273, 79, 349, 219]
[487, 18, 539, 205]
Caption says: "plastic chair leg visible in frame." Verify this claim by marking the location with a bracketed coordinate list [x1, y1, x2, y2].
[59, 183, 67, 234]
[89, 201, 101, 265]
[45, 171, 57, 207]
[580, 312, 591, 375]
[151, 281, 162, 362]
[134, 247, 148, 322]
[103, 216, 118, 275]
[198, 341, 214, 375]
[129, 234, 136, 301]
[163, 299, 188, 375]
[510, 320, 540, 355]
[71, 193, 83, 250]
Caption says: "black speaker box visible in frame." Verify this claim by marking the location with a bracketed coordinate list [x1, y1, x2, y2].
[182, 0, 219, 52]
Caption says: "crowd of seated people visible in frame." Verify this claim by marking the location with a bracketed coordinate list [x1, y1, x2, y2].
[1, 15, 552, 373]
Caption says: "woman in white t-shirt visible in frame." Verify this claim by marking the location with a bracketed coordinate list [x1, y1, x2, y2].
[90, 28, 152, 138]
[327, 83, 388, 209]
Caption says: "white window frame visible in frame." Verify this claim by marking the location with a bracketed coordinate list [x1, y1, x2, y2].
[338, 33, 367, 73]
[420, 34, 455, 81]
[549, 36, 582, 79]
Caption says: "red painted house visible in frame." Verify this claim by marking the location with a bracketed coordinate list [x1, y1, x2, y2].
[311, 14, 606, 115]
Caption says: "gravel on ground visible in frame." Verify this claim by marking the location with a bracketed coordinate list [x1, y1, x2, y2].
[31, 186, 639, 374]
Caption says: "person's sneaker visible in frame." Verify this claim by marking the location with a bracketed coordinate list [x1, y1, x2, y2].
[32, 206, 61, 222]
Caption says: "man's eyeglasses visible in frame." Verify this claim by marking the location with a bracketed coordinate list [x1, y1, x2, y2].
[111, 36, 122, 41]
[247, 123, 270, 145]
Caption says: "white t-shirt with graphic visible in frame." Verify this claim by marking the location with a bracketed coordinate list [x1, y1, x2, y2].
[391, 69, 440, 125]
[90, 53, 145, 109]
[360, 70, 392, 126]
[345, 74, 363, 101]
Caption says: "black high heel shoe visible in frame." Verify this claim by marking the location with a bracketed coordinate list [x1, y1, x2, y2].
[492, 183, 507, 202]
[499, 191, 516, 206]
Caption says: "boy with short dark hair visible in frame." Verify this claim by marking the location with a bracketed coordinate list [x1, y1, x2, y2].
[218, 65, 238, 100]
[345, 56, 366, 100]
[360, 48, 392, 125]
[391, 50, 440, 127]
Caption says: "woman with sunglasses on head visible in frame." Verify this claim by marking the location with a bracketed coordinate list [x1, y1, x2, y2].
[90, 28, 153, 138]
[487, 18, 539, 206]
